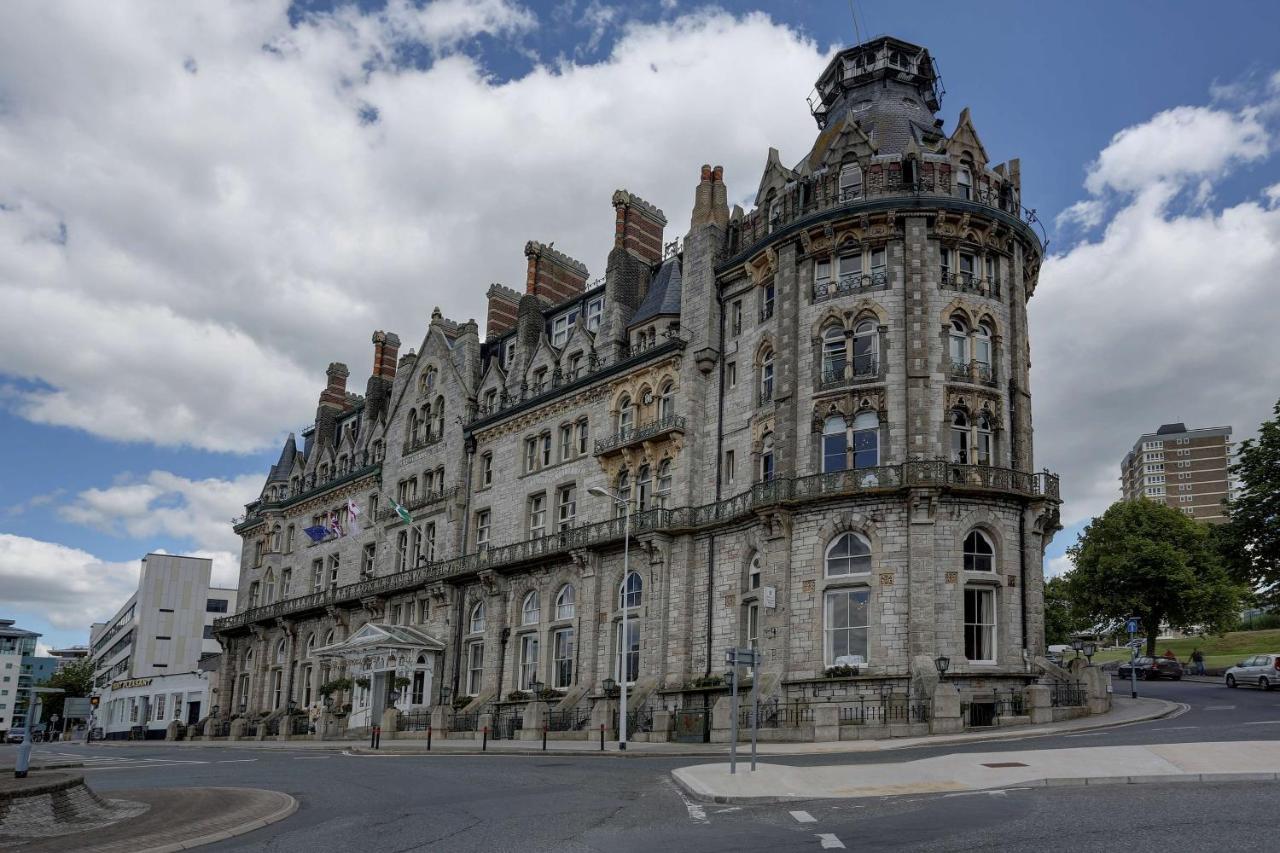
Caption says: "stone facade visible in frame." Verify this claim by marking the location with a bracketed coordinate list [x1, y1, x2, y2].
[214, 36, 1062, 735]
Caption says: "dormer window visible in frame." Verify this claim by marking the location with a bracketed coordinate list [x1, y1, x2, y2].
[957, 167, 972, 201]
[839, 163, 862, 201]
[552, 312, 574, 347]
[586, 296, 604, 332]
[499, 339, 515, 369]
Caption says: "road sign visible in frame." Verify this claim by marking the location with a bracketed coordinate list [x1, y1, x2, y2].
[725, 648, 759, 667]
[1126, 639, 1143, 650]
[1125, 618, 1140, 634]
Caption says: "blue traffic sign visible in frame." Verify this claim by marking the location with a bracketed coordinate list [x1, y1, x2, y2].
[1125, 618, 1140, 634]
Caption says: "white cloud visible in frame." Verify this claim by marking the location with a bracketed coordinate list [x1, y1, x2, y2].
[1034, 84, 1280, 527]
[1046, 553, 1074, 578]
[1083, 104, 1269, 195]
[59, 470, 261, 556]
[0, 534, 142, 630]
[1055, 198, 1104, 230]
[0, 3, 826, 454]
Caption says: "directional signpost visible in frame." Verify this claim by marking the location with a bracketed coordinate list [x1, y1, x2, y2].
[725, 647, 760, 775]
[1126, 617, 1140, 699]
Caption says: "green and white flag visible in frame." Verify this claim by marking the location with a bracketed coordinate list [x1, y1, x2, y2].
[387, 496, 412, 524]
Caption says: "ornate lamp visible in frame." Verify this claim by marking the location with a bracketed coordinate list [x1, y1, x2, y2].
[723, 669, 736, 689]
[1083, 642, 1097, 662]
[602, 677, 618, 698]
[934, 655, 951, 676]
[438, 685, 452, 707]
[528, 679, 543, 699]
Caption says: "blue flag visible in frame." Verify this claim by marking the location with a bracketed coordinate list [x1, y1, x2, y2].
[303, 525, 329, 543]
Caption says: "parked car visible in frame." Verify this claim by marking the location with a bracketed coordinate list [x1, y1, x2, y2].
[1224, 654, 1280, 690]
[1117, 656, 1183, 680]
[5, 726, 28, 744]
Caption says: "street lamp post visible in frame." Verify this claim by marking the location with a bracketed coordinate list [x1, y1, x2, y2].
[589, 485, 630, 751]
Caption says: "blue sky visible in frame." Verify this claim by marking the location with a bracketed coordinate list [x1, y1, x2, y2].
[3, 0, 1279, 649]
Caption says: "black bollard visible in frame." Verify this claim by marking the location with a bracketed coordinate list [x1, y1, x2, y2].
[542, 725, 547, 751]
[599, 723, 605, 751]
[482, 726, 488, 751]
[427, 724, 432, 751]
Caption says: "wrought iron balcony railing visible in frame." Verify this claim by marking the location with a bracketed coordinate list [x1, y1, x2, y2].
[819, 358, 880, 389]
[948, 360, 997, 385]
[403, 430, 443, 454]
[940, 271, 1001, 300]
[233, 461, 381, 532]
[812, 270, 889, 303]
[379, 486, 460, 522]
[594, 415, 687, 455]
[216, 462, 1058, 633]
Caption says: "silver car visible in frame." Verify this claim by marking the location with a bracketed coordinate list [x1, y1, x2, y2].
[1224, 654, 1280, 690]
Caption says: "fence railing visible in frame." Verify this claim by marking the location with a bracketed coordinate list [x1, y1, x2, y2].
[595, 415, 687, 455]
[397, 710, 432, 732]
[289, 714, 313, 736]
[217, 462, 1059, 632]
[451, 712, 480, 732]
[1050, 681, 1088, 708]
[940, 271, 1002, 300]
[837, 696, 932, 725]
[547, 704, 592, 732]
[739, 699, 813, 729]
[812, 270, 890, 303]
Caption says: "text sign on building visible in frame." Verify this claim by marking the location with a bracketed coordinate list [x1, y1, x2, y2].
[111, 677, 155, 691]
[762, 586, 777, 609]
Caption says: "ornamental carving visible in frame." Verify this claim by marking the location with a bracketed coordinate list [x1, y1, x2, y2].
[945, 571, 958, 584]
[945, 390, 1002, 418]
[879, 572, 894, 586]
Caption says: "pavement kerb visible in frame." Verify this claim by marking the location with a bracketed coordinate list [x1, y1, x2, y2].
[671, 771, 1280, 805]
[131, 789, 298, 853]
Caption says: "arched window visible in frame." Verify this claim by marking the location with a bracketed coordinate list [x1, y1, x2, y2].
[617, 395, 633, 433]
[821, 326, 846, 383]
[826, 532, 872, 576]
[408, 409, 420, 444]
[274, 639, 286, 665]
[264, 570, 276, 604]
[976, 411, 993, 465]
[469, 601, 486, 634]
[555, 584, 576, 620]
[823, 415, 848, 473]
[951, 409, 970, 464]
[747, 553, 763, 590]
[433, 395, 445, 438]
[619, 572, 643, 610]
[616, 469, 631, 516]
[421, 367, 437, 395]
[658, 381, 675, 420]
[949, 317, 969, 368]
[759, 350, 775, 401]
[306, 633, 316, 657]
[324, 629, 335, 646]
[964, 530, 995, 572]
[853, 320, 878, 376]
[636, 464, 652, 511]
[957, 167, 972, 200]
[975, 322, 992, 373]
[761, 431, 775, 481]
[521, 591, 540, 626]
[852, 410, 879, 468]
[656, 459, 672, 507]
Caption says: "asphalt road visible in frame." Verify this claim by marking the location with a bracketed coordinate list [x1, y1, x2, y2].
[6, 678, 1280, 852]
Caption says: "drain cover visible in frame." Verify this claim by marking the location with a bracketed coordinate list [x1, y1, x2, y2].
[981, 762, 1029, 768]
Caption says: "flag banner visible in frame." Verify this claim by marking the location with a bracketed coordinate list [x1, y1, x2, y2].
[328, 511, 344, 538]
[303, 525, 329, 543]
[387, 496, 412, 525]
[345, 499, 362, 534]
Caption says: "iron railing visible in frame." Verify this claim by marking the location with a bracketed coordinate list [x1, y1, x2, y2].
[740, 699, 813, 728]
[216, 462, 1059, 632]
[819, 358, 880, 389]
[234, 461, 381, 532]
[397, 710, 432, 732]
[940, 271, 1001, 300]
[595, 415, 687, 455]
[1050, 681, 1088, 708]
[289, 714, 313, 736]
[838, 696, 932, 724]
[379, 486, 459, 522]
[812, 270, 890, 303]
[451, 712, 480, 732]
[547, 703, 592, 732]
[403, 430, 443, 454]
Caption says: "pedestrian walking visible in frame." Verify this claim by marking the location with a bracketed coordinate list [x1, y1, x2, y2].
[1190, 648, 1205, 675]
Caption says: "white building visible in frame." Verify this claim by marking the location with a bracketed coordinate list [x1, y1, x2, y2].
[0, 619, 40, 735]
[96, 668, 215, 738]
[90, 553, 236, 686]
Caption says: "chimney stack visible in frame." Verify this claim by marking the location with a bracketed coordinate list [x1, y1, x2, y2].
[486, 283, 521, 338]
[611, 189, 667, 265]
[371, 330, 400, 380]
[319, 362, 349, 409]
[524, 241, 588, 304]
[690, 164, 729, 229]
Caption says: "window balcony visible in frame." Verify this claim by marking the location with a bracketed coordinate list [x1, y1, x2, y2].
[818, 358, 881, 390]
[404, 430, 443, 454]
[379, 486, 459, 522]
[812, 270, 889, 303]
[948, 360, 997, 386]
[759, 303, 775, 322]
[940, 271, 1001, 300]
[594, 415, 686, 456]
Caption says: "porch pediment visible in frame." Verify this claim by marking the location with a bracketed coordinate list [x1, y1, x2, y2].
[312, 623, 446, 662]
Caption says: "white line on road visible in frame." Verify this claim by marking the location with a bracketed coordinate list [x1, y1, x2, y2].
[293, 756, 332, 759]
[816, 833, 846, 849]
[673, 787, 708, 824]
[1204, 705, 1237, 710]
[713, 807, 741, 813]
[790, 810, 817, 823]
[1154, 726, 1198, 731]
[81, 762, 205, 771]
[1242, 720, 1280, 725]
[216, 759, 258, 763]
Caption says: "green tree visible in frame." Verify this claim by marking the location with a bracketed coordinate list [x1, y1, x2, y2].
[37, 657, 95, 725]
[1043, 575, 1084, 646]
[1065, 499, 1245, 656]
[1222, 398, 1280, 605]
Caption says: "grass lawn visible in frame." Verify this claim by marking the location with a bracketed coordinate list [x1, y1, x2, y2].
[1084, 628, 1280, 668]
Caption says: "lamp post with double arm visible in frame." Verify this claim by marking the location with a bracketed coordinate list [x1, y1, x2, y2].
[588, 485, 630, 750]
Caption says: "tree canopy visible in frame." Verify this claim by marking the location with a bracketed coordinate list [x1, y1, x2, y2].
[37, 657, 94, 725]
[1222, 398, 1280, 606]
[1065, 498, 1245, 656]
[1043, 575, 1085, 646]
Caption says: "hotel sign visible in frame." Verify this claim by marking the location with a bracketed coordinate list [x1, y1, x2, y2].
[110, 677, 155, 690]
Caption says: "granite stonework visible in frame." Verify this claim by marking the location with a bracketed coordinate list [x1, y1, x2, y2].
[214, 36, 1073, 742]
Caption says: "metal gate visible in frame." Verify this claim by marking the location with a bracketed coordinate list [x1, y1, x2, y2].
[965, 701, 997, 727]
[673, 708, 709, 743]
[493, 705, 523, 740]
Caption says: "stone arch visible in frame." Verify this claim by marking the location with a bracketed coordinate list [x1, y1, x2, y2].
[810, 306, 848, 340]
[753, 334, 777, 367]
[812, 510, 882, 576]
[952, 506, 1009, 563]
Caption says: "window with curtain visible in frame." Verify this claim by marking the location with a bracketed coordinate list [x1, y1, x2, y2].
[963, 530, 995, 572]
[852, 410, 879, 468]
[824, 588, 869, 665]
[853, 320, 877, 375]
[823, 415, 848, 473]
[964, 588, 996, 662]
[821, 326, 846, 383]
[825, 532, 872, 576]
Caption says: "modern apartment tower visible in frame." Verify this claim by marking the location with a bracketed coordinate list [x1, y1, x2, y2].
[1120, 423, 1234, 522]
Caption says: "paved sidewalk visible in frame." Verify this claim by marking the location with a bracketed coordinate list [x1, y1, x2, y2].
[672, 740, 1280, 803]
[69, 695, 1177, 758]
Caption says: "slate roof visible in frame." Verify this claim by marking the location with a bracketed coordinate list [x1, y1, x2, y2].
[630, 256, 682, 326]
[266, 433, 298, 483]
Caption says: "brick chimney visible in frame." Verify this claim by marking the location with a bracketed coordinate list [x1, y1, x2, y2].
[690, 164, 729, 229]
[524, 240, 588, 304]
[371, 331, 400, 379]
[318, 362, 349, 409]
[486, 283, 521, 338]
[611, 190, 667, 265]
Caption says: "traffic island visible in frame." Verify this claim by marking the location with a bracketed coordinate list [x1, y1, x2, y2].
[0, 772, 148, 844]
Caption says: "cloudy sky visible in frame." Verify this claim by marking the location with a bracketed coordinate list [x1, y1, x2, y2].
[3, 0, 1279, 649]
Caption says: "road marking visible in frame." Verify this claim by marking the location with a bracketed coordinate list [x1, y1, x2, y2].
[81, 761, 205, 771]
[216, 759, 258, 763]
[673, 788, 708, 824]
[790, 810, 817, 823]
[713, 807, 741, 813]
[817, 833, 846, 849]
[1204, 705, 1236, 710]
[1155, 726, 1198, 731]
[293, 755, 332, 759]
[1242, 720, 1280, 725]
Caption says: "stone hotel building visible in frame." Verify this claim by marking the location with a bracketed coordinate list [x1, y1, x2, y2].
[215, 37, 1062, 737]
